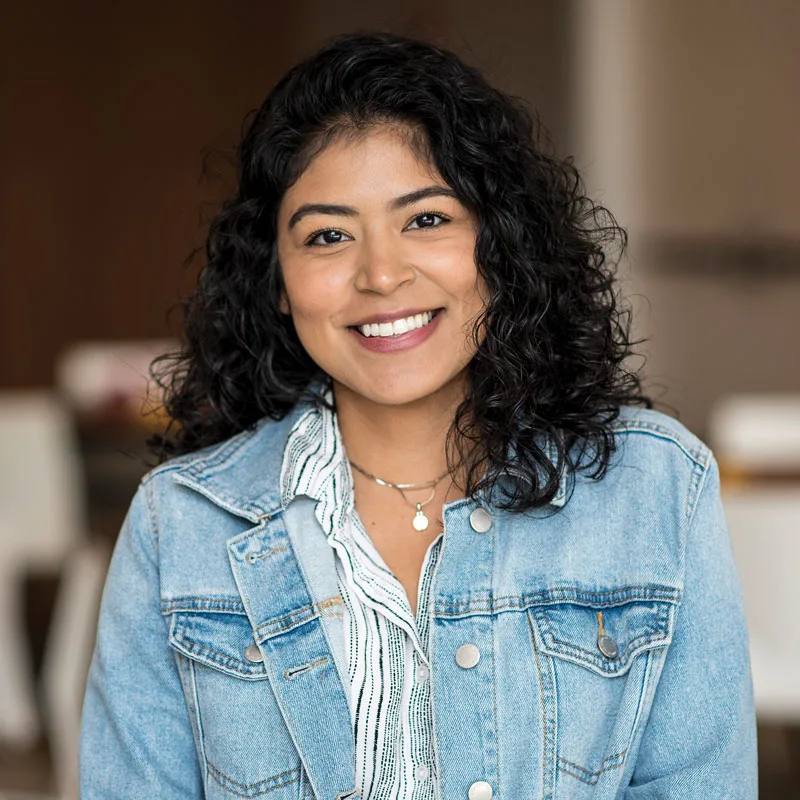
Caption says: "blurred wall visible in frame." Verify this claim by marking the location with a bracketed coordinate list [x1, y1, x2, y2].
[0, 1, 298, 388]
[574, 0, 800, 436]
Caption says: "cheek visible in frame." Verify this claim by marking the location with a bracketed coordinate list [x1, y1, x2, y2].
[280, 266, 351, 357]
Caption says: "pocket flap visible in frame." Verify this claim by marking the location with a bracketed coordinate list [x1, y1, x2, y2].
[168, 610, 269, 680]
[530, 598, 676, 677]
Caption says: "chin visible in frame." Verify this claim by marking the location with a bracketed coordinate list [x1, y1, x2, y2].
[335, 369, 467, 408]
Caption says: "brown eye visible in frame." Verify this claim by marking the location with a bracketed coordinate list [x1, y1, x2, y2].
[406, 212, 449, 231]
[306, 229, 352, 246]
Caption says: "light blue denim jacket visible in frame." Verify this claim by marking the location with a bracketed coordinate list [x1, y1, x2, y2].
[80, 403, 757, 799]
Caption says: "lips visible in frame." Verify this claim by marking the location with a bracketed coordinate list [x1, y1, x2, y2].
[348, 308, 443, 353]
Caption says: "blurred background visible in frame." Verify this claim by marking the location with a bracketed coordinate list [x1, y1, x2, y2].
[0, 0, 798, 797]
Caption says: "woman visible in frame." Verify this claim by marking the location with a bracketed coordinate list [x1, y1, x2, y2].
[80, 33, 756, 800]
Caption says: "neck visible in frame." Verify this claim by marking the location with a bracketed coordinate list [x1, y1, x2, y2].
[332, 379, 465, 485]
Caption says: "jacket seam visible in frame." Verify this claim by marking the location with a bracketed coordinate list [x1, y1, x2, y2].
[684, 455, 713, 533]
[557, 751, 626, 785]
[434, 586, 682, 617]
[207, 762, 301, 797]
[528, 612, 555, 799]
[612, 420, 709, 469]
[144, 476, 161, 556]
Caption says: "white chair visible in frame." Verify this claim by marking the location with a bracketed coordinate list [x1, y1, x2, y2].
[0, 393, 86, 748]
[40, 541, 109, 800]
[710, 394, 800, 721]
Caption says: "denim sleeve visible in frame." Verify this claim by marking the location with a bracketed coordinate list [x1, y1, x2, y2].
[79, 478, 202, 799]
[624, 457, 758, 798]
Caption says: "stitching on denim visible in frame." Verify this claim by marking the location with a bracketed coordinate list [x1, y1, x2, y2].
[543, 630, 669, 673]
[144, 477, 160, 556]
[246, 546, 288, 563]
[174, 653, 208, 783]
[491, 533, 502, 796]
[256, 596, 344, 639]
[610, 420, 708, 468]
[557, 751, 626, 785]
[434, 586, 681, 617]
[284, 657, 328, 680]
[207, 762, 300, 797]
[171, 630, 266, 676]
[161, 597, 247, 615]
[528, 612, 554, 800]
[532, 601, 671, 673]
[684, 455, 711, 532]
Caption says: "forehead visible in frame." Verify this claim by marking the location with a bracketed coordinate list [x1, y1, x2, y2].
[282, 124, 444, 204]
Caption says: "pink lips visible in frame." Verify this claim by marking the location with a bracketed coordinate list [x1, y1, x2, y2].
[350, 310, 442, 353]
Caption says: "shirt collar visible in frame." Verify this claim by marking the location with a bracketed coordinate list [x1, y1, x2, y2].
[280, 391, 353, 512]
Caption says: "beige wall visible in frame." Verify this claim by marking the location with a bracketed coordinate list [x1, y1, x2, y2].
[574, 0, 800, 437]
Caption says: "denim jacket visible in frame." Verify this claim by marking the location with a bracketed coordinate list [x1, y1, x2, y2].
[80, 404, 757, 799]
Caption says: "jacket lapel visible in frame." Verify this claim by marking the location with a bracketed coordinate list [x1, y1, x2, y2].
[227, 502, 357, 799]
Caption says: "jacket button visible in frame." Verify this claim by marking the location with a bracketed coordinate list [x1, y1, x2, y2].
[469, 507, 492, 533]
[455, 643, 481, 669]
[598, 634, 619, 659]
[244, 644, 264, 663]
[468, 781, 493, 800]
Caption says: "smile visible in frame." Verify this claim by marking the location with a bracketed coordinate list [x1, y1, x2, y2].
[355, 310, 437, 338]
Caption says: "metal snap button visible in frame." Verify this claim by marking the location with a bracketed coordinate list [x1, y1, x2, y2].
[595, 611, 619, 659]
[468, 780, 493, 800]
[244, 644, 264, 663]
[455, 643, 481, 669]
[598, 634, 619, 660]
[469, 507, 492, 533]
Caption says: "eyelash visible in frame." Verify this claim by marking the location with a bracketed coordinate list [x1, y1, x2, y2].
[302, 210, 452, 247]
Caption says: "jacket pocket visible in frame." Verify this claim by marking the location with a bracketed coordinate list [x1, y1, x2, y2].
[166, 607, 311, 800]
[527, 592, 678, 793]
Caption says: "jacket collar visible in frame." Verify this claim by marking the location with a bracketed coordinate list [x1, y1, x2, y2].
[171, 396, 570, 519]
[171, 398, 316, 523]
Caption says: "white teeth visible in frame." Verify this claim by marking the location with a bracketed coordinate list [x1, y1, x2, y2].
[357, 311, 435, 338]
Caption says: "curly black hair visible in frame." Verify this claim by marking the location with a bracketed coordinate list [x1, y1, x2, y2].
[152, 32, 650, 510]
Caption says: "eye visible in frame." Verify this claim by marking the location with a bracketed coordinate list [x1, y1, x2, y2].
[405, 212, 450, 231]
[305, 228, 353, 247]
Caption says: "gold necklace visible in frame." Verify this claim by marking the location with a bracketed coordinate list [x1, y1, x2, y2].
[348, 460, 450, 532]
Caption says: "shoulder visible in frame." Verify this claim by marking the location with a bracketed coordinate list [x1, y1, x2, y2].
[573, 406, 719, 532]
[610, 406, 713, 473]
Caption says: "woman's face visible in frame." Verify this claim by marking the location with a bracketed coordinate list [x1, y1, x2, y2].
[277, 124, 485, 407]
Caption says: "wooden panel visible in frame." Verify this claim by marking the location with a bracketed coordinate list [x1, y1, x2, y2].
[0, 0, 298, 387]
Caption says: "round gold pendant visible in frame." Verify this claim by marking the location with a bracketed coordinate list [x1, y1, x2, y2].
[412, 511, 429, 531]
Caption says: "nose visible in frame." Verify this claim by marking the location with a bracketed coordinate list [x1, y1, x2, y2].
[354, 236, 415, 295]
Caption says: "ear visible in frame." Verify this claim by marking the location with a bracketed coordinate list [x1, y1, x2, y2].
[279, 291, 291, 315]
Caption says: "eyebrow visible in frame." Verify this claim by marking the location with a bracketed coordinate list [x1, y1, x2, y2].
[286, 185, 458, 230]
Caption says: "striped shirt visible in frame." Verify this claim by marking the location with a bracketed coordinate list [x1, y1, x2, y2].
[281, 400, 441, 800]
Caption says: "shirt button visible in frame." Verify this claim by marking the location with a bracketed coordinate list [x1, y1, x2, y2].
[468, 780, 493, 800]
[455, 643, 481, 669]
[244, 644, 264, 663]
[469, 507, 492, 533]
[415, 764, 430, 782]
[416, 663, 430, 682]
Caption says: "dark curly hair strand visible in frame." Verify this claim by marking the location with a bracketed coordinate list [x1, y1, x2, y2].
[152, 32, 650, 511]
